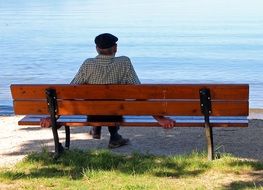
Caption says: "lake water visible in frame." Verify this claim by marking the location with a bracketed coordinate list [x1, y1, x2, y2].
[1, 0, 263, 115]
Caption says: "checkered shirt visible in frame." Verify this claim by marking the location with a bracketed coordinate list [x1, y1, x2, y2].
[71, 55, 141, 84]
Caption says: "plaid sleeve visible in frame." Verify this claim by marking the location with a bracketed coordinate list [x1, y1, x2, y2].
[70, 63, 86, 84]
[125, 58, 141, 84]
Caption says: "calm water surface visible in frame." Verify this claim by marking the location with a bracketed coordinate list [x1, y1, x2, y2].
[0, 0, 263, 114]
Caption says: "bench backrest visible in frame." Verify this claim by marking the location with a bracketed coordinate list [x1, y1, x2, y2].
[10, 84, 249, 116]
[11, 84, 249, 116]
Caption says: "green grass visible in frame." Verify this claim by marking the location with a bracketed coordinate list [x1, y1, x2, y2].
[0, 149, 263, 190]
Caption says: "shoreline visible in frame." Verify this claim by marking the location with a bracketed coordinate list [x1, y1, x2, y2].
[248, 108, 263, 119]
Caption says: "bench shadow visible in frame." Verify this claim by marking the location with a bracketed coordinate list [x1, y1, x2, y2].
[223, 180, 263, 190]
[1, 148, 211, 180]
[15, 125, 200, 152]
[222, 171, 263, 190]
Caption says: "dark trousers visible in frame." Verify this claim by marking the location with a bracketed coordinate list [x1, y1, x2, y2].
[88, 115, 123, 140]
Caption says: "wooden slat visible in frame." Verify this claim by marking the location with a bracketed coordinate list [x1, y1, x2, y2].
[13, 100, 48, 115]
[13, 100, 248, 116]
[11, 84, 249, 100]
[17, 115, 248, 127]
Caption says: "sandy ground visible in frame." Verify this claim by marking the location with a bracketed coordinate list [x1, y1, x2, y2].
[0, 112, 263, 167]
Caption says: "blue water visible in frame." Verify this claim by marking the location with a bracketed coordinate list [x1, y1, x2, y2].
[1, 0, 263, 115]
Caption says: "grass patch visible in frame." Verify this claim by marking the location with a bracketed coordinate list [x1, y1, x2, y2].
[0, 149, 263, 189]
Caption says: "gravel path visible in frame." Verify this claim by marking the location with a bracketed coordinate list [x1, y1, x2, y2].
[0, 115, 263, 167]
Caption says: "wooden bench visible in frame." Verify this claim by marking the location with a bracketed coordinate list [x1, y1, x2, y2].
[10, 84, 249, 160]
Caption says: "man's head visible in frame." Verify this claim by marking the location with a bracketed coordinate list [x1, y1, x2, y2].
[95, 33, 118, 55]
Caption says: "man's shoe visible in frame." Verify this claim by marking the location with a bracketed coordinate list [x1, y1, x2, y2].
[89, 127, 101, 139]
[108, 137, 130, 149]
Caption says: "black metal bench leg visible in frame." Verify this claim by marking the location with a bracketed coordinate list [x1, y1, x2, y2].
[200, 88, 214, 160]
[205, 123, 214, 160]
[51, 124, 64, 158]
[65, 125, 70, 149]
[46, 88, 64, 159]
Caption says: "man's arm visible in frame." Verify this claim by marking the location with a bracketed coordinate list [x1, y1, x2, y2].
[70, 62, 87, 84]
[124, 58, 141, 84]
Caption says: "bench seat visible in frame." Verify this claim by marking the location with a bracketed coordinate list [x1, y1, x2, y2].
[19, 115, 248, 127]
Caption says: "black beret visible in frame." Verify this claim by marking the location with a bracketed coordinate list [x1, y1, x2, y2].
[94, 33, 118, 49]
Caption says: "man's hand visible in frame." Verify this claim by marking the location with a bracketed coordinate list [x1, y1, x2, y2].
[153, 116, 176, 129]
[40, 117, 52, 128]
